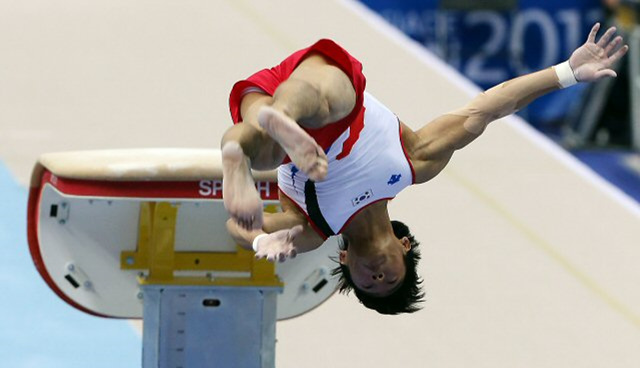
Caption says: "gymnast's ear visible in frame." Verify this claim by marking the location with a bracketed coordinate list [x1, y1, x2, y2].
[401, 237, 411, 252]
[339, 250, 347, 264]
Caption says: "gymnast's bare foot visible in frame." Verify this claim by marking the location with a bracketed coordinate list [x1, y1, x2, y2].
[222, 141, 263, 230]
[258, 106, 328, 181]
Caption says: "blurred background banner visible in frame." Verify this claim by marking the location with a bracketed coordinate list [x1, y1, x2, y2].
[358, 0, 602, 131]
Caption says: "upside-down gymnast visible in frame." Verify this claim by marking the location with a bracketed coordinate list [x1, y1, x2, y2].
[221, 23, 628, 314]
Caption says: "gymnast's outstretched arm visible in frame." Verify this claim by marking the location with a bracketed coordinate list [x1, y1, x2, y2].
[405, 23, 628, 184]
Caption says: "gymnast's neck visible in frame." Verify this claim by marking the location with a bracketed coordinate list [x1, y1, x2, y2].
[341, 200, 394, 254]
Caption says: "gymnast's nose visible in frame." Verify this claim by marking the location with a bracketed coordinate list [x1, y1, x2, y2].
[372, 272, 384, 281]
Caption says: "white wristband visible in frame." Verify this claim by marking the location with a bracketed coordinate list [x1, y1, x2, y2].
[252, 233, 269, 252]
[553, 60, 578, 88]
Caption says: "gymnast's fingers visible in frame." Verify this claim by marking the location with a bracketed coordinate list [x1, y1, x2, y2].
[609, 44, 629, 65]
[596, 26, 616, 48]
[594, 69, 617, 79]
[604, 36, 622, 56]
[587, 22, 600, 43]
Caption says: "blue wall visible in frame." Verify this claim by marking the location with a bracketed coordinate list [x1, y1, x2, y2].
[359, 0, 604, 129]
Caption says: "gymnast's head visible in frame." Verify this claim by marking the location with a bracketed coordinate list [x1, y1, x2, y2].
[332, 220, 424, 314]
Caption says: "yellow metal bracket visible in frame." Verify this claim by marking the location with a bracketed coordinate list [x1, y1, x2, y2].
[120, 202, 282, 287]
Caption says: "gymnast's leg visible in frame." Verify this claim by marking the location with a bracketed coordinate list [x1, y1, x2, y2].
[222, 53, 357, 229]
[258, 54, 356, 179]
[221, 93, 281, 230]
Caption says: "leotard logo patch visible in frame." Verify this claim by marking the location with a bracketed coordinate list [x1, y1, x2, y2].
[387, 174, 402, 185]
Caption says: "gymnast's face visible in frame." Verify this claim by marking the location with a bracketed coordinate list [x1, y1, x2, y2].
[339, 236, 411, 297]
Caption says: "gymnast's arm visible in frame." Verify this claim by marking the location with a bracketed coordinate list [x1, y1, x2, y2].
[404, 66, 560, 184]
[405, 23, 627, 184]
[226, 191, 324, 255]
[262, 192, 325, 252]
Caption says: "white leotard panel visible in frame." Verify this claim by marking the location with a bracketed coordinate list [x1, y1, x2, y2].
[277, 92, 414, 237]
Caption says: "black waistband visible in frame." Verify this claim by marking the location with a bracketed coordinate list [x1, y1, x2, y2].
[304, 180, 335, 238]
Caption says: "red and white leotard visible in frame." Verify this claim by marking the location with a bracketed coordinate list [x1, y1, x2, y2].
[277, 92, 415, 238]
[229, 39, 415, 239]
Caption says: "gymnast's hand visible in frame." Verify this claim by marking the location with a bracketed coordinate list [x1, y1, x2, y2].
[253, 225, 303, 263]
[569, 22, 629, 82]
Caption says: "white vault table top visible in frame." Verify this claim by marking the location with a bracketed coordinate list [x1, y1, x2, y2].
[37, 148, 278, 182]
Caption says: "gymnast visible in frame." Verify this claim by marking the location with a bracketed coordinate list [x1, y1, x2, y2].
[221, 23, 628, 314]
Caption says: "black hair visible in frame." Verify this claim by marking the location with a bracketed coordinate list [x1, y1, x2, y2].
[331, 220, 424, 315]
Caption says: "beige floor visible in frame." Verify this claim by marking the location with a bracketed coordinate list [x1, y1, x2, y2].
[2, 0, 639, 367]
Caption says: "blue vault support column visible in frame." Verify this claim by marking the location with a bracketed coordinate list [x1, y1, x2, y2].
[142, 286, 279, 368]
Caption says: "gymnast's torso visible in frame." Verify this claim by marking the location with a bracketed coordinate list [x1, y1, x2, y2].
[277, 92, 415, 238]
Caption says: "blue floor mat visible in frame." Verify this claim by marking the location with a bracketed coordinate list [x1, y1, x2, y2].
[0, 162, 141, 368]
